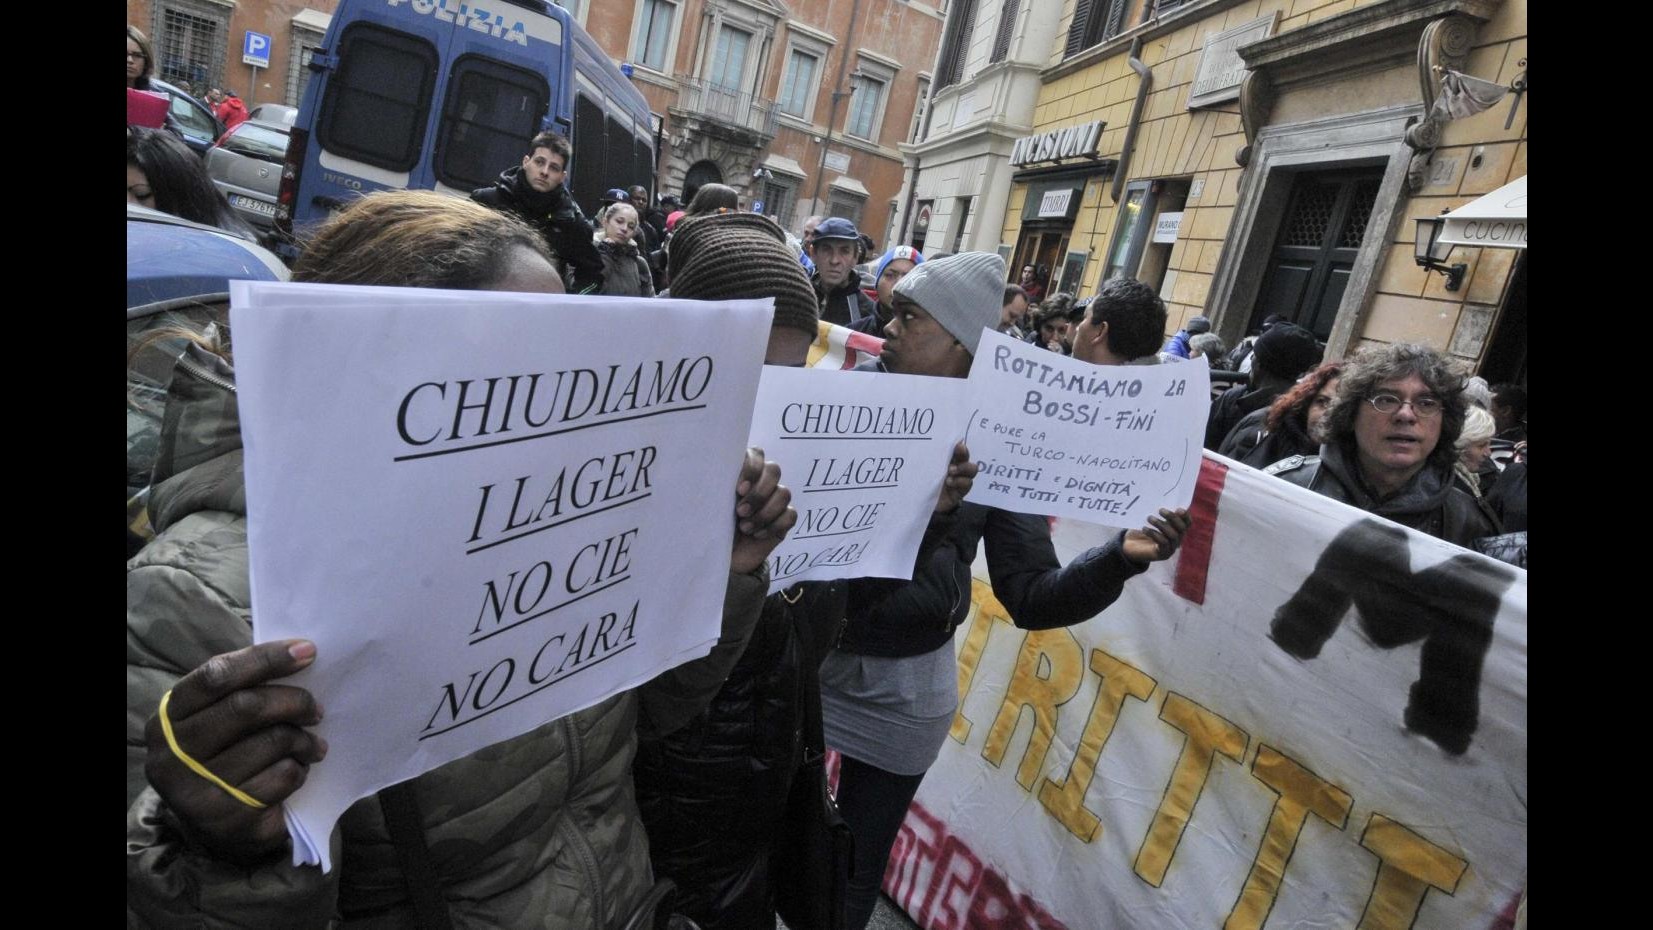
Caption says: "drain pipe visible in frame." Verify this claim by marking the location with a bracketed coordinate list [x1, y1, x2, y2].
[1112, 36, 1152, 204]
[810, 0, 864, 212]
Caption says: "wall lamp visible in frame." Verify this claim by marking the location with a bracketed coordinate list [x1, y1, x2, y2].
[1414, 213, 1467, 292]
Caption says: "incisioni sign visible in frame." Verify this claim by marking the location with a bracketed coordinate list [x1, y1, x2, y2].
[1011, 121, 1105, 168]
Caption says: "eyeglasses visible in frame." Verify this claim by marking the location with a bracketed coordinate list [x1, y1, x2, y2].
[1365, 393, 1443, 418]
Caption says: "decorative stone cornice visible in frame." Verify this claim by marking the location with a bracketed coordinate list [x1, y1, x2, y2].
[1237, 0, 1500, 86]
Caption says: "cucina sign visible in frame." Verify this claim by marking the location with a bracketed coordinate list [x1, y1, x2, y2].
[1011, 121, 1105, 168]
[1443, 218, 1527, 247]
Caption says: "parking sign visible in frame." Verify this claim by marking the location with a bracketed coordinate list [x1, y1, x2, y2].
[751, 199, 765, 214]
[243, 31, 272, 68]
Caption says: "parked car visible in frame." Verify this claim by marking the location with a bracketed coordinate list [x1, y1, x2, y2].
[248, 102, 298, 126]
[206, 119, 291, 229]
[126, 202, 287, 308]
[147, 76, 225, 156]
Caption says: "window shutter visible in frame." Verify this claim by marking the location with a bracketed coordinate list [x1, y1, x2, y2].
[990, 0, 1020, 64]
[1103, 0, 1129, 41]
[1064, 0, 1095, 58]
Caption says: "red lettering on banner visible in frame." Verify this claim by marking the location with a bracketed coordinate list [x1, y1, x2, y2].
[1172, 458, 1228, 604]
[884, 799, 1073, 930]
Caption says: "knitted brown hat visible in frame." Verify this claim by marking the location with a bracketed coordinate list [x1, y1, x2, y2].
[667, 212, 819, 338]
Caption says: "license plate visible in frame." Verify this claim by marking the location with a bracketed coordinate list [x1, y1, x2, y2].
[231, 194, 276, 216]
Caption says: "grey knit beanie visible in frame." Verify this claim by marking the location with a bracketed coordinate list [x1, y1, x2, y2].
[667, 212, 819, 338]
[892, 251, 1005, 356]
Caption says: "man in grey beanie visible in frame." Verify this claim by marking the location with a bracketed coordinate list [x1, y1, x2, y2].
[876, 250, 1006, 376]
[826, 251, 1192, 930]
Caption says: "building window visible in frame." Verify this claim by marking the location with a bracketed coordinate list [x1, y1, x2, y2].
[778, 48, 820, 117]
[287, 26, 326, 107]
[708, 24, 753, 91]
[632, 0, 678, 73]
[761, 177, 799, 229]
[935, 0, 978, 90]
[1064, 0, 1144, 60]
[990, 0, 1020, 64]
[909, 76, 931, 143]
[828, 191, 866, 227]
[845, 73, 886, 140]
[154, 2, 229, 90]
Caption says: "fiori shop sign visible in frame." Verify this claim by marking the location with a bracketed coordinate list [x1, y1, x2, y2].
[1010, 121, 1105, 168]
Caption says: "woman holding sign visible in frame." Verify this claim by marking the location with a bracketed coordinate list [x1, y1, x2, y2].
[126, 191, 797, 929]
[828, 252, 1192, 930]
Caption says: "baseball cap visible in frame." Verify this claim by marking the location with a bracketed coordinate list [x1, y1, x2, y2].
[812, 217, 860, 243]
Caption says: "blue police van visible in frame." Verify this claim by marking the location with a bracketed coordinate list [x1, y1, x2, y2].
[274, 0, 656, 251]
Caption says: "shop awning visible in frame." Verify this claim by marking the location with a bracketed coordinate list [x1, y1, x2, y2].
[1438, 175, 1525, 249]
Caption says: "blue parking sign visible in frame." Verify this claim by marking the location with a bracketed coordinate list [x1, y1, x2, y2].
[243, 31, 272, 68]
[752, 199, 765, 214]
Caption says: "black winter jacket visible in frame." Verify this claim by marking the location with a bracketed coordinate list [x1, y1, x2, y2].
[814, 273, 876, 327]
[1218, 406, 1318, 470]
[1205, 382, 1285, 450]
[633, 582, 846, 930]
[1266, 440, 1501, 547]
[472, 167, 605, 292]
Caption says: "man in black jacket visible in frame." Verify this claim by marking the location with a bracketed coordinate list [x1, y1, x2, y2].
[809, 217, 876, 327]
[825, 250, 1191, 930]
[1204, 322, 1322, 449]
[471, 132, 605, 293]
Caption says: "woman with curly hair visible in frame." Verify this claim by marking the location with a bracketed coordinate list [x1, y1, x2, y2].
[1219, 360, 1342, 469]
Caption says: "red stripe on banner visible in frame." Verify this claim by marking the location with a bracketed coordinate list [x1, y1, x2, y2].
[1172, 457, 1228, 605]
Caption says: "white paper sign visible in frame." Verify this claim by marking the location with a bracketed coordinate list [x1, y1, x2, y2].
[749, 366, 968, 592]
[1152, 211, 1183, 243]
[228, 282, 772, 871]
[961, 330, 1209, 526]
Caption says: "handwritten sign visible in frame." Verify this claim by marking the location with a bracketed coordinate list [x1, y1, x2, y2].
[961, 330, 1208, 526]
[228, 282, 772, 870]
[749, 366, 967, 592]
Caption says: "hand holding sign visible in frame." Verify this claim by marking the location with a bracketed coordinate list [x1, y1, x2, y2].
[935, 441, 978, 514]
[143, 639, 327, 865]
[731, 447, 797, 574]
[1122, 507, 1191, 565]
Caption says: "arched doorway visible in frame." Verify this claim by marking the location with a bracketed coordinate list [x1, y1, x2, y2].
[683, 160, 723, 205]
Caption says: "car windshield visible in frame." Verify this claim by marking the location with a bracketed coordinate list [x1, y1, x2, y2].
[222, 123, 289, 162]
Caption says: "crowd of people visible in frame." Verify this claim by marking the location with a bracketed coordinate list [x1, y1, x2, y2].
[129, 59, 1526, 929]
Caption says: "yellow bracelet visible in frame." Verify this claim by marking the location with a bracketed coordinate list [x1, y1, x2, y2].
[157, 689, 268, 810]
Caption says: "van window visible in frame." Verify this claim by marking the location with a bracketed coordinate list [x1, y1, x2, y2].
[571, 93, 605, 214]
[633, 135, 654, 203]
[436, 56, 550, 192]
[605, 115, 630, 192]
[317, 25, 438, 171]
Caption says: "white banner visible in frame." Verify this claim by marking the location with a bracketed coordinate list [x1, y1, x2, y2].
[748, 366, 968, 592]
[962, 331, 1210, 527]
[878, 456, 1527, 929]
[228, 283, 772, 870]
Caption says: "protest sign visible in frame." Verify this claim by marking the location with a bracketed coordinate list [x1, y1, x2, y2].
[868, 456, 1527, 929]
[748, 366, 968, 592]
[228, 282, 772, 870]
[962, 331, 1209, 527]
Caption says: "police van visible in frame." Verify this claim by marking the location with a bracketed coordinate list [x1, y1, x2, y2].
[274, 0, 656, 252]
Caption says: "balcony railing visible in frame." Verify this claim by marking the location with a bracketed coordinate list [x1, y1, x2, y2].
[674, 76, 779, 137]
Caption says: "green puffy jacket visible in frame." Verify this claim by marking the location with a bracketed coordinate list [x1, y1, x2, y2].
[126, 344, 767, 927]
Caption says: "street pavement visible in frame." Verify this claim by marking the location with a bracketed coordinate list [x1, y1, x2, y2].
[776, 894, 919, 930]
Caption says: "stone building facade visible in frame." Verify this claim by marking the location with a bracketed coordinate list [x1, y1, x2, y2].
[130, 0, 337, 110]
[921, 0, 1524, 376]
